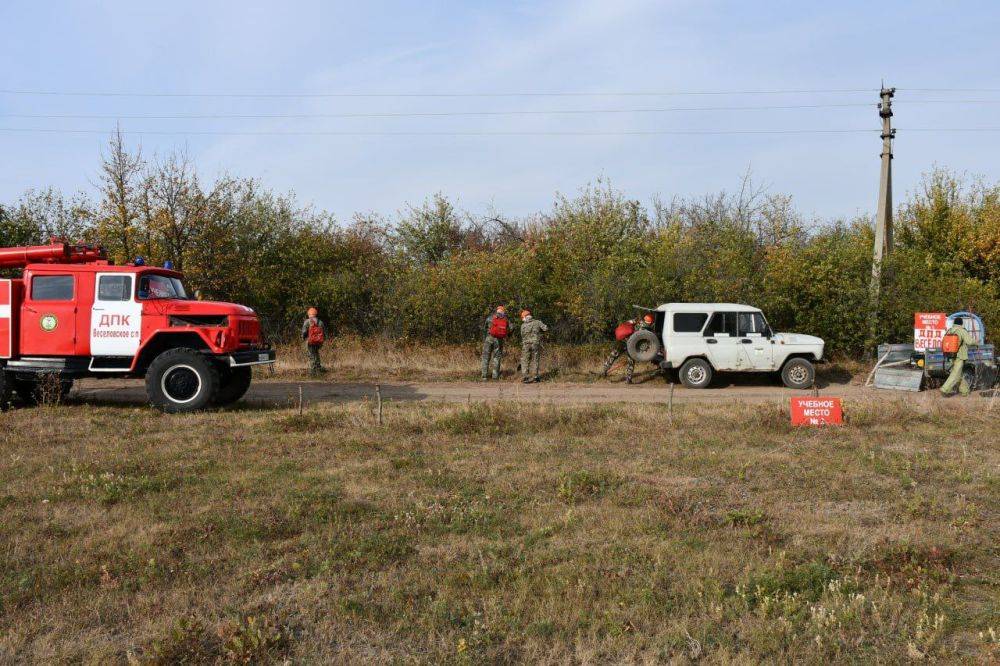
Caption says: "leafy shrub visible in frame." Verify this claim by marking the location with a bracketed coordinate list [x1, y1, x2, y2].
[5, 139, 998, 358]
[557, 470, 621, 504]
[220, 615, 291, 664]
[741, 561, 838, 607]
[147, 615, 218, 664]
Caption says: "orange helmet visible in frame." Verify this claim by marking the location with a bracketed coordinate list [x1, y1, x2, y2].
[643, 314, 654, 324]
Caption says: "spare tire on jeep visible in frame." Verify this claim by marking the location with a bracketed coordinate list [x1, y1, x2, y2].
[626, 329, 661, 363]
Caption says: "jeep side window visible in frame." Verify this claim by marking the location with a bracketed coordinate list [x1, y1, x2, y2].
[738, 312, 768, 336]
[755, 313, 773, 337]
[705, 312, 737, 337]
[31, 275, 74, 301]
[98, 275, 132, 302]
[673, 312, 708, 333]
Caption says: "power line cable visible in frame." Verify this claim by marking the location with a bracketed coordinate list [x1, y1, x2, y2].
[897, 99, 1000, 105]
[0, 127, 892, 137]
[2, 126, 996, 138]
[0, 102, 876, 121]
[2, 99, 997, 122]
[898, 87, 1000, 93]
[0, 87, 879, 99]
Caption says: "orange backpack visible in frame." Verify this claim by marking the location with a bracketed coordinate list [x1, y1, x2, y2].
[307, 322, 325, 346]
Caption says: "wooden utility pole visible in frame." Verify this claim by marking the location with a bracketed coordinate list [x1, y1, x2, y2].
[871, 86, 895, 286]
[867, 85, 895, 353]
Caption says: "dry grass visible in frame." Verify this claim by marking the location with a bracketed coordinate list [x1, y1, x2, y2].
[271, 336, 612, 382]
[1, 397, 997, 663]
[271, 336, 865, 385]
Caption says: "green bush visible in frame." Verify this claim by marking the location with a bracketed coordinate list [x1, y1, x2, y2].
[3, 140, 997, 357]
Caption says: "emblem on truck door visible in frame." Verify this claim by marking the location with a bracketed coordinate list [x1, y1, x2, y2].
[40, 314, 58, 332]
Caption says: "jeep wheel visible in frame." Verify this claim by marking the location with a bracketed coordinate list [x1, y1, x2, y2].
[679, 358, 713, 389]
[146, 348, 220, 413]
[214, 366, 253, 406]
[781, 358, 815, 389]
[627, 329, 662, 363]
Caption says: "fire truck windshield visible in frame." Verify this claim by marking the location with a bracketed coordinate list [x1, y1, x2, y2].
[138, 274, 188, 300]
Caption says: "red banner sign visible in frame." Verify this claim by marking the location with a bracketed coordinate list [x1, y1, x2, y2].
[914, 312, 947, 351]
[790, 397, 843, 426]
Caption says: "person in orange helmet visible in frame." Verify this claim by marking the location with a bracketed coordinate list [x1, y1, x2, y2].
[602, 313, 654, 384]
[481, 305, 510, 380]
[519, 308, 549, 383]
[301, 306, 327, 375]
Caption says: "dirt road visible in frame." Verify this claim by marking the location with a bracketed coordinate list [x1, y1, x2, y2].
[69, 376, 994, 408]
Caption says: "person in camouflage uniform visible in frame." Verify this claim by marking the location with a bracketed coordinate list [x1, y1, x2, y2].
[519, 309, 549, 383]
[602, 313, 653, 384]
[481, 305, 509, 380]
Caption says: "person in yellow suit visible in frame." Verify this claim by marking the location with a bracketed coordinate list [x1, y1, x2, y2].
[940, 316, 975, 397]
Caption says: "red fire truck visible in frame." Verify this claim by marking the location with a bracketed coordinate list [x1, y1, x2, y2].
[0, 241, 275, 412]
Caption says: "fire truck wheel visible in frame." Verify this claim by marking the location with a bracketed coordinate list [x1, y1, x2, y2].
[0, 371, 11, 410]
[147, 349, 220, 413]
[214, 366, 253, 406]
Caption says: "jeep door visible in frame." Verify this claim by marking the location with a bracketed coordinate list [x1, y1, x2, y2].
[737, 311, 775, 370]
[703, 312, 742, 370]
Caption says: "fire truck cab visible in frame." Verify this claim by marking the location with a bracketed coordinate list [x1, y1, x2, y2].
[0, 241, 276, 412]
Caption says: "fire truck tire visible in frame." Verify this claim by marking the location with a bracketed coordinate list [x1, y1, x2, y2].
[0, 371, 11, 410]
[214, 366, 253, 406]
[626, 330, 661, 363]
[146, 349, 220, 413]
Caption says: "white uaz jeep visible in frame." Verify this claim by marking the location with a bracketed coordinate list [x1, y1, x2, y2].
[625, 303, 825, 389]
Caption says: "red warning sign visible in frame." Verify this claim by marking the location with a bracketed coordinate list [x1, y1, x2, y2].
[914, 312, 947, 352]
[790, 397, 843, 426]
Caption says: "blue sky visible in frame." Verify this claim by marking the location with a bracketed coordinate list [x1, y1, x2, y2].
[1, 0, 998, 224]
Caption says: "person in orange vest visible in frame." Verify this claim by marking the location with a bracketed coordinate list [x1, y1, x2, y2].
[301, 307, 327, 375]
[602, 313, 653, 384]
[940, 316, 974, 397]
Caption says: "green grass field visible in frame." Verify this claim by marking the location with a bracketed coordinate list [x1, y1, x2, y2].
[1, 398, 997, 663]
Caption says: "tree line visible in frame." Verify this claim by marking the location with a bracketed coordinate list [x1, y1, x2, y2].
[1, 133, 997, 356]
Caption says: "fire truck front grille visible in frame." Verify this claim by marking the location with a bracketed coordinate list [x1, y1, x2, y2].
[237, 318, 261, 344]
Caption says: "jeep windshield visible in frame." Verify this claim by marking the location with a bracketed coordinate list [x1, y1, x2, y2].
[138, 274, 188, 300]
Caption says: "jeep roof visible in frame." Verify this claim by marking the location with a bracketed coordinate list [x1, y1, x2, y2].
[654, 303, 762, 313]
